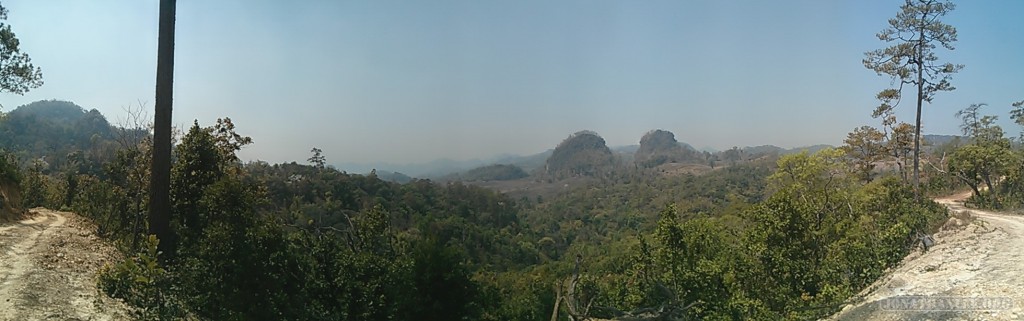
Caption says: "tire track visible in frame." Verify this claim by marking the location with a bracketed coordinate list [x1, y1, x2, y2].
[0, 209, 128, 321]
[0, 211, 60, 317]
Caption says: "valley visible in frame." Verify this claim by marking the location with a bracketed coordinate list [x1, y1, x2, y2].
[0, 0, 1022, 320]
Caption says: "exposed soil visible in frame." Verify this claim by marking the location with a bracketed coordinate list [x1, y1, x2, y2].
[0, 208, 131, 320]
[828, 191, 1024, 321]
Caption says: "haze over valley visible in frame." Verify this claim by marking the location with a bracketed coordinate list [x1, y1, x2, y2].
[1, 1, 1024, 320]
[4, 1, 1022, 166]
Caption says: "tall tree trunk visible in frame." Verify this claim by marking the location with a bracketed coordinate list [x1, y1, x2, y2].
[913, 27, 925, 199]
[149, 0, 176, 258]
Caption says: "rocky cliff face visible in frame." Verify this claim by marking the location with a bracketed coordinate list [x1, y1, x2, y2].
[634, 129, 695, 167]
[545, 131, 616, 178]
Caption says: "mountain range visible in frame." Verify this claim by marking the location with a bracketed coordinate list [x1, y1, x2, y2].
[4, 100, 973, 182]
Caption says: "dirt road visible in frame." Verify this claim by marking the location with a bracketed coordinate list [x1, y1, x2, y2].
[0, 209, 130, 320]
[828, 192, 1024, 321]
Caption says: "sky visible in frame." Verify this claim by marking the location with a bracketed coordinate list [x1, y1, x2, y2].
[2, 0, 1023, 165]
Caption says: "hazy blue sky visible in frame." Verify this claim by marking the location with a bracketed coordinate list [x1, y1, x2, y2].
[3, 0, 1023, 164]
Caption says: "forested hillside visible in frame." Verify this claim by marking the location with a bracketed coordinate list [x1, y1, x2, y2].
[443, 163, 529, 182]
[3, 0, 1023, 319]
[633, 129, 701, 167]
[0, 102, 959, 320]
[545, 131, 617, 179]
[0, 100, 124, 168]
[0, 100, 130, 220]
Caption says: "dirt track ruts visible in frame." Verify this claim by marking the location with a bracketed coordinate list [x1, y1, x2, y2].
[0, 209, 130, 321]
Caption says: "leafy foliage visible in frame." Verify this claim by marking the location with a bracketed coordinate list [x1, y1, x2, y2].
[595, 150, 946, 320]
[0, 2, 43, 95]
[4, 106, 961, 321]
[0, 148, 22, 218]
[842, 126, 886, 182]
[948, 104, 1017, 207]
[91, 119, 500, 320]
[98, 235, 184, 320]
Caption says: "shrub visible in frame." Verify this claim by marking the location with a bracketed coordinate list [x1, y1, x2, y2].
[98, 235, 185, 320]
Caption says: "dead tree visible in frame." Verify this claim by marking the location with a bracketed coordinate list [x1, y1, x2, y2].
[113, 102, 152, 249]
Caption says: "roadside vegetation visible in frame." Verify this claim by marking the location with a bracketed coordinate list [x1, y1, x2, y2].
[2, 103, 954, 320]
[0, 0, 1021, 320]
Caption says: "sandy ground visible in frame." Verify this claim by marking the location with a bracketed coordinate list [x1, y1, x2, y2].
[827, 192, 1024, 321]
[0, 208, 130, 321]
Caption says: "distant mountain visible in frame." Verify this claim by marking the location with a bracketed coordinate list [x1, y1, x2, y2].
[1, 100, 114, 142]
[0, 100, 125, 170]
[678, 141, 697, 151]
[698, 146, 719, 153]
[489, 150, 552, 174]
[336, 158, 482, 178]
[375, 170, 413, 184]
[6, 100, 86, 122]
[741, 145, 784, 156]
[545, 130, 616, 178]
[336, 149, 553, 179]
[634, 129, 700, 167]
[331, 132, 841, 180]
[741, 144, 834, 157]
[786, 144, 832, 155]
[923, 134, 962, 146]
[611, 145, 640, 155]
[446, 164, 529, 182]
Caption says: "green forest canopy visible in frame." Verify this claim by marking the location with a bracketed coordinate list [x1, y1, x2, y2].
[0, 100, 972, 320]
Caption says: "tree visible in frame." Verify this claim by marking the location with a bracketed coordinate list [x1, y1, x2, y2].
[703, 151, 716, 169]
[109, 103, 153, 249]
[0, 149, 22, 217]
[149, 0, 176, 258]
[864, 0, 963, 195]
[1004, 100, 1024, 206]
[19, 159, 47, 208]
[0, 2, 43, 195]
[0, 3, 43, 96]
[171, 122, 225, 246]
[723, 147, 741, 166]
[948, 104, 1015, 202]
[842, 126, 886, 182]
[889, 123, 916, 180]
[1010, 100, 1024, 142]
[308, 147, 325, 170]
[955, 103, 987, 139]
[410, 236, 480, 321]
[211, 117, 252, 164]
[553, 206, 709, 320]
[871, 98, 916, 182]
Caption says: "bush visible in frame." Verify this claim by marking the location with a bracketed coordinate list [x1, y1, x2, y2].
[98, 235, 185, 320]
[0, 149, 23, 217]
